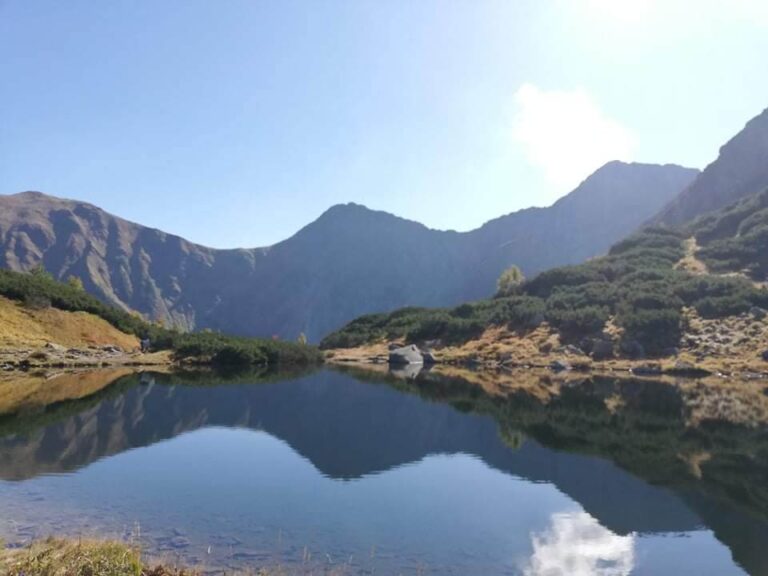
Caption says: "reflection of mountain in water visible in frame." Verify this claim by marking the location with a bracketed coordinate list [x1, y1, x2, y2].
[0, 368, 767, 574]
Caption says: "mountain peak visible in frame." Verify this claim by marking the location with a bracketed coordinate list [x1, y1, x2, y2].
[654, 107, 768, 226]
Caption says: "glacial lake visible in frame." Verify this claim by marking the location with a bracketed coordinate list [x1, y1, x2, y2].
[0, 367, 767, 575]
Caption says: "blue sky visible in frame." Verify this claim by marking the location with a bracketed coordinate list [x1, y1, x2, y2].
[1, 0, 767, 248]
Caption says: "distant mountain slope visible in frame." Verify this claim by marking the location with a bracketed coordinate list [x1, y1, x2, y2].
[654, 107, 768, 226]
[461, 161, 698, 299]
[0, 162, 695, 341]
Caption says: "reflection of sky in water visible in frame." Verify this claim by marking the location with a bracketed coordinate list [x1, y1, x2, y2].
[0, 428, 747, 575]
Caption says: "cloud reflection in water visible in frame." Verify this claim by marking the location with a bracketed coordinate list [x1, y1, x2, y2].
[524, 511, 635, 576]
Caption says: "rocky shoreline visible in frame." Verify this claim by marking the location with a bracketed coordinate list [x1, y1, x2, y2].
[327, 309, 768, 383]
[0, 342, 172, 371]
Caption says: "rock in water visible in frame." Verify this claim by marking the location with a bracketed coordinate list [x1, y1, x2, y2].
[388, 345, 424, 365]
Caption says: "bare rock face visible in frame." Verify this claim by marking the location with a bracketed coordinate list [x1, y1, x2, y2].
[0, 161, 696, 342]
[654, 107, 768, 226]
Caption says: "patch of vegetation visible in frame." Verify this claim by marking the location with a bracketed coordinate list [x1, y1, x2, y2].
[0, 268, 321, 367]
[495, 265, 525, 297]
[690, 188, 768, 281]
[322, 210, 768, 355]
[1, 537, 142, 576]
[172, 332, 322, 366]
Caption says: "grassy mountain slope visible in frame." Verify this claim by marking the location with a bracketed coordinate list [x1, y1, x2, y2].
[0, 295, 139, 350]
[322, 190, 768, 366]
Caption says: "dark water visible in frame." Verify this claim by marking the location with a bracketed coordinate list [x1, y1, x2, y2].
[0, 368, 767, 575]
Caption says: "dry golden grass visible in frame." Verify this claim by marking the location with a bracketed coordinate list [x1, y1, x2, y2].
[0, 296, 139, 351]
[328, 308, 768, 381]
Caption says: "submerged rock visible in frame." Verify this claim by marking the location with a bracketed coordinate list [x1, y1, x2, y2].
[388, 345, 424, 365]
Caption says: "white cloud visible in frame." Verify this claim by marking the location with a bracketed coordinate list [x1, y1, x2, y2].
[523, 511, 635, 576]
[512, 83, 635, 192]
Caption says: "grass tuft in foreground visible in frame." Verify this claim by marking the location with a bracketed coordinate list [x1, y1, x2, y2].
[1, 538, 142, 576]
[0, 538, 325, 576]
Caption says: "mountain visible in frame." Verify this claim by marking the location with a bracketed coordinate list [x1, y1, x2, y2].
[654, 107, 768, 226]
[0, 162, 696, 341]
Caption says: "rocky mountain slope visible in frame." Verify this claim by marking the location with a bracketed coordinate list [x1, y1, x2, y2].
[654, 107, 768, 226]
[0, 162, 695, 341]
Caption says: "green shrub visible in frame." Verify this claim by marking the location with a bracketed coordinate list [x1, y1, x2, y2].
[546, 305, 609, 337]
[524, 265, 607, 298]
[489, 296, 546, 328]
[212, 345, 268, 366]
[495, 265, 525, 297]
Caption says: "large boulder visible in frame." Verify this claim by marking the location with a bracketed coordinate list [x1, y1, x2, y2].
[388, 345, 424, 365]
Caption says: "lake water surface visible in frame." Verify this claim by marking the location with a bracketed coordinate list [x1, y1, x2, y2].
[0, 368, 766, 575]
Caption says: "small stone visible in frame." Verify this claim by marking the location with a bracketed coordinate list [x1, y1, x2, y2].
[550, 359, 571, 372]
[559, 345, 585, 356]
[762, 350, 768, 362]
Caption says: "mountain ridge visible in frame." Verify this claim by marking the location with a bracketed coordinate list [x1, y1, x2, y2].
[653, 107, 768, 226]
[0, 160, 697, 340]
